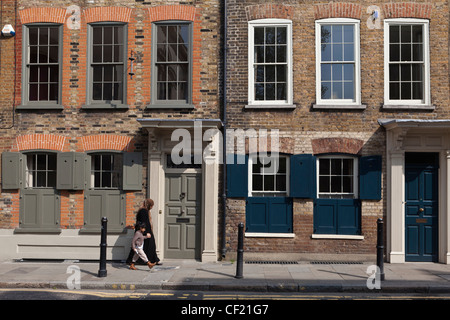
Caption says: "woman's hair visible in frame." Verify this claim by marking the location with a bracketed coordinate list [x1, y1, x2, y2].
[143, 198, 154, 210]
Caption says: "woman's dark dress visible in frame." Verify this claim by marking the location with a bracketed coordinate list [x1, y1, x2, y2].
[126, 208, 160, 264]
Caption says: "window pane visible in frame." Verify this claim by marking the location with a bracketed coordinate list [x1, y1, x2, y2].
[390, 44, 400, 61]
[332, 82, 342, 99]
[277, 27, 286, 44]
[343, 25, 353, 43]
[93, 46, 102, 62]
[331, 176, 342, 193]
[93, 83, 102, 100]
[252, 175, 263, 191]
[114, 26, 123, 45]
[332, 64, 342, 81]
[401, 44, 411, 61]
[29, 28, 38, 45]
[114, 83, 123, 101]
[389, 64, 400, 81]
[167, 44, 178, 62]
[276, 45, 286, 63]
[255, 27, 264, 45]
[103, 27, 113, 44]
[49, 28, 59, 45]
[401, 83, 411, 99]
[319, 176, 330, 193]
[343, 43, 354, 61]
[30, 66, 39, 82]
[413, 44, 423, 61]
[93, 66, 103, 82]
[412, 25, 422, 43]
[342, 159, 353, 175]
[103, 45, 112, 62]
[157, 25, 167, 44]
[255, 46, 265, 63]
[401, 25, 411, 43]
[39, 28, 48, 45]
[178, 44, 188, 61]
[390, 83, 400, 100]
[412, 82, 423, 100]
[321, 64, 331, 81]
[104, 66, 113, 82]
[332, 25, 342, 42]
[255, 83, 264, 100]
[157, 82, 166, 100]
[93, 27, 102, 44]
[321, 82, 331, 99]
[265, 46, 275, 63]
[29, 46, 38, 63]
[319, 159, 330, 175]
[390, 25, 400, 43]
[37, 154, 47, 170]
[331, 159, 341, 175]
[103, 83, 112, 100]
[342, 176, 352, 193]
[332, 44, 343, 61]
[38, 46, 48, 63]
[39, 84, 48, 100]
[343, 82, 354, 99]
[412, 64, 422, 81]
[179, 25, 189, 44]
[343, 64, 354, 81]
[277, 83, 286, 100]
[265, 65, 275, 82]
[47, 172, 56, 188]
[264, 175, 274, 191]
[49, 46, 58, 63]
[265, 27, 275, 44]
[265, 83, 275, 100]
[276, 175, 286, 191]
[401, 64, 411, 81]
[29, 84, 38, 101]
[256, 65, 264, 83]
[321, 25, 331, 43]
[113, 45, 123, 62]
[49, 84, 58, 101]
[321, 43, 331, 61]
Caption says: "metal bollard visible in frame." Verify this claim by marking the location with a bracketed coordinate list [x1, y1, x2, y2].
[376, 218, 385, 281]
[235, 222, 244, 279]
[98, 217, 108, 277]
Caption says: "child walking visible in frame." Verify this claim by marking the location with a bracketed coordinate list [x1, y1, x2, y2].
[129, 222, 156, 270]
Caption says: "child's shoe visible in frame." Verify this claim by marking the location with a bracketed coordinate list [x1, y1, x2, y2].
[129, 263, 137, 270]
[147, 261, 155, 269]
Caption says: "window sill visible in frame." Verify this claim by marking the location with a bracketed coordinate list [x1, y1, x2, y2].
[311, 234, 364, 240]
[14, 227, 61, 234]
[245, 232, 295, 238]
[382, 104, 435, 111]
[146, 104, 195, 110]
[16, 104, 64, 110]
[81, 103, 129, 110]
[312, 104, 366, 110]
[245, 104, 296, 110]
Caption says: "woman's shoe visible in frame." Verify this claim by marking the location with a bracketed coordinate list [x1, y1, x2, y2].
[129, 263, 137, 270]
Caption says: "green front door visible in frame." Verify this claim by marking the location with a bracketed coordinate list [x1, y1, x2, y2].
[164, 172, 201, 259]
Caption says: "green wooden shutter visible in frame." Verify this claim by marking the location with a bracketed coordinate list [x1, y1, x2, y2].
[122, 152, 142, 191]
[83, 190, 125, 232]
[359, 155, 382, 200]
[226, 154, 248, 198]
[57, 152, 85, 190]
[290, 154, 316, 198]
[2, 152, 24, 189]
[19, 189, 60, 232]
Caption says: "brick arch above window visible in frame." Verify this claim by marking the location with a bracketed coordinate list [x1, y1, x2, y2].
[383, 2, 432, 19]
[83, 6, 133, 23]
[314, 3, 362, 20]
[18, 7, 67, 24]
[311, 138, 364, 155]
[147, 5, 197, 22]
[78, 134, 133, 152]
[246, 4, 294, 21]
[11, 134, 68, 152]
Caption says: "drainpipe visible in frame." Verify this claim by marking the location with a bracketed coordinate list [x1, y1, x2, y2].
[220, 0, 228, 259]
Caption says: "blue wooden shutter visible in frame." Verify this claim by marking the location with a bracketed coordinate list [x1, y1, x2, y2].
[226, 154, 248, 198]
[314, 199, 336, 234]
[336, 199, 361, 235]
[314, 199, 361, 235]
[246, 197, 269, 232]
[359, 155, 382, 200]
[269, 197, 293, 233]
[290, 154, 316, 198]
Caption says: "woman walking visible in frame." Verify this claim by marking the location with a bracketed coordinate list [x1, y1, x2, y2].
[127, 198, 161, 265]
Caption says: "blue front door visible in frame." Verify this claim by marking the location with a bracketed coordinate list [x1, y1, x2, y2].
[405, 153, 438, 262]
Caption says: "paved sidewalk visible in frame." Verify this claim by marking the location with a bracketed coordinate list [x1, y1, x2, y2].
[0, 259, 449, 294]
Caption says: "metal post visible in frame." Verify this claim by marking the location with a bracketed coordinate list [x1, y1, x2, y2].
[98, 217, 108, 277]
[376, 218, 385, 281]
[235, 222, 244, 279]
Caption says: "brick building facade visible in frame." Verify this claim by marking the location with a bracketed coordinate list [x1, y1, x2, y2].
[0, 1, 449, 264]
[224, 1, 450, 264]
[0, 0, 222, 262]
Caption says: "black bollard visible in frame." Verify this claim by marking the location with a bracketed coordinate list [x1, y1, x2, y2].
[376, 218, 385, 281]
[235, 222, 244, 279]
[98, 217, 108, 277]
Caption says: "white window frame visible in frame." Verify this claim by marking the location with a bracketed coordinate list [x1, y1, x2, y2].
[248, 154, 289, 197]
[316, 155, 358, 199]
[247, 19, 293, 107]
[315, 18, 361, 107]
[383, 18, 430, 107]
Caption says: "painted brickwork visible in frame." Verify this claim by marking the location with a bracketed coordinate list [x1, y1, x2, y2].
[0, 0, 221, 231]
[224, 0, 449, 259]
